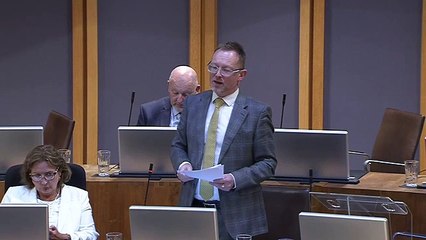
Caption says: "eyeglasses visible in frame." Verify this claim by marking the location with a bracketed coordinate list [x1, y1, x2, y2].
[29, 170, 58, 182]
[207, 64, 244, 77]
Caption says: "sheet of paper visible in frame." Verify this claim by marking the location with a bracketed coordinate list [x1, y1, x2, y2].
[183, 164, 224, 182]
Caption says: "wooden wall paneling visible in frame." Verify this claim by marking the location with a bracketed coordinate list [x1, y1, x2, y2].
[72, 0, 85, 164]
[85, 0, 98, 165]
[189, 0, 217, 92]
[201, 0, 217, 91]
[312, 0, 325, 130]
[189, 0, 202, 84]
[299, 0, 313, 129]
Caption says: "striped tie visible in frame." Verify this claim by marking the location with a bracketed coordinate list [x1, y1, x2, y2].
[200, 98, 225, 200]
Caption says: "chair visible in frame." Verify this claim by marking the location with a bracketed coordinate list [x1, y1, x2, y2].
[44, 110, 75, 149]
[4, 163, 86, 192]
[254, 186, 310, 240]
[351, 108, 425, 173]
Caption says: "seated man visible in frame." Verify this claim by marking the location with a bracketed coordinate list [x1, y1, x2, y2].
[137, 65, 200, 127]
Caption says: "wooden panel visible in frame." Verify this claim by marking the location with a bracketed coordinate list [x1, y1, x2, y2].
[86, 0, 98, 165]
[201, 0, 217, 91]
[189, 0, 202, 81]
[72, 0, 85, 165]
[299, 0, 313, 129]
[312, 0, 325, 130]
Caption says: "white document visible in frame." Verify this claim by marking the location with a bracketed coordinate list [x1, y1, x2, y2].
[183, 164, 224, 182]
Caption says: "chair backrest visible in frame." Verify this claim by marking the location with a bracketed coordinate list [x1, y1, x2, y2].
[254, 186, 310, 240]
[370, 108, 425, 173]
[44, 111, 75, 149]
[4, 163, 86, 193]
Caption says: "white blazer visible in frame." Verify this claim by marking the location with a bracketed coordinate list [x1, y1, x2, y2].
[2, 185, 99, 240]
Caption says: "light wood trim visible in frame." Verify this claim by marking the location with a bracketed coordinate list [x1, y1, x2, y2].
[420, 0, 426, 170]
[72, 0, 85, 164]
[189, 0, 202, 85]
[299, 0, 313, 129]
[86, 0, 98, 165]
[201, 0, 217, 91]
[312, 0, 325, 130]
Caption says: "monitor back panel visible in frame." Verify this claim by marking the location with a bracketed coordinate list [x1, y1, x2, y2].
[129, 205, 219, 240]
[0, 126, 43, 174]
[0, 204, 49, 240]
[299, 212, 389, 240]
[274, 129, 349, 181]
[118, 126, 176, 175]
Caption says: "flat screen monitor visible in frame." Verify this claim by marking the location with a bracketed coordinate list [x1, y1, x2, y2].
[0, 126, 43, 175]
[116, 126, 177, 178]
[0, 204, 49, 240]
[273, 128, 355, 183]
[129, 205, 219, 240]
[299, 212, 389, 240]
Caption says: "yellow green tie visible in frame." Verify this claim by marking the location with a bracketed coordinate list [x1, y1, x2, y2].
[200, 98, 225, 200]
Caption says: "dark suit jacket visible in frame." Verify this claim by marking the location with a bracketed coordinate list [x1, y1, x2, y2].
[171, 90, 277, 238]
[137, 97, 171, 126]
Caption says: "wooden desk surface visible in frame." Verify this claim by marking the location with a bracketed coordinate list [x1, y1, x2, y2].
[0, 168, 425, 239]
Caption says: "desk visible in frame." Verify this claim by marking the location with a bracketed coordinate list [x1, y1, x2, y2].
[84, 165, 181, 240]
[0, 168, 425, 239]
[309, 172, 426, 236]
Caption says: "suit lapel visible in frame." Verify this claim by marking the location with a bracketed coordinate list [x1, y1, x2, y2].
[159, 97, 172, 126]
[219, 94, 248, 162]
[193, 92, 212, 169]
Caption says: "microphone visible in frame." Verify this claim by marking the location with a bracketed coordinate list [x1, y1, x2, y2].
[143, 163, 154, 206]
[279, 93, 286, 128]
[127, 91, 136, 126]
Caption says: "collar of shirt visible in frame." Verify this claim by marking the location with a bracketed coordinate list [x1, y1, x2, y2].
[211, 88, 239, 107]
[171, 106, 180, 117]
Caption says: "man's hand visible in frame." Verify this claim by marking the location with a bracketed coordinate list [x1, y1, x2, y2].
[176, 162, 194, 182]
[212, 173, 234, 191]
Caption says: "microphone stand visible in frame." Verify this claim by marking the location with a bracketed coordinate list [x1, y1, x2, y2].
[280, 93, 286, 128]
[143, 163, 154, 206]
[127, 91, 136, 126]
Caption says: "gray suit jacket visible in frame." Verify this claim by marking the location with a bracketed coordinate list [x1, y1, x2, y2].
[171, 90, 277, 238]
[137, 96, 171, 126]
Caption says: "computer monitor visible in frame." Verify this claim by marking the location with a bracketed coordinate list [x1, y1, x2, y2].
[0, 126, 43, 175]
[129, 205, 219, 240]
[116, 126, 176, 178]
[273, 128, 355, 183]
[0, 204, 49, 240]
[299, 212, 389, 240]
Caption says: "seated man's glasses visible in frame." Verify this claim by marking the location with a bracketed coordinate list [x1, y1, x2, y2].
[29, 170, 58, 182]
[207, 63, 244, 77]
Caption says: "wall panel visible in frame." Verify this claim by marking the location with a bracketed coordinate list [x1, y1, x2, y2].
[98, 0, 190, 162]
[217, 0, 300, 129]
[324, 0, 422, 170]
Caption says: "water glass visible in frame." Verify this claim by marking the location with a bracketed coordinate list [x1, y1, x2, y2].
[97, 150, 111, 177]
[58, 149, 71, 163]
[404, 160, 419, 187]
[106, 232, 122, 240]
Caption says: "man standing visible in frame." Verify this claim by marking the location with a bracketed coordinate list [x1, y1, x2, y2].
[137, 65, 200, 126]
[171, 42, 276, 239]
